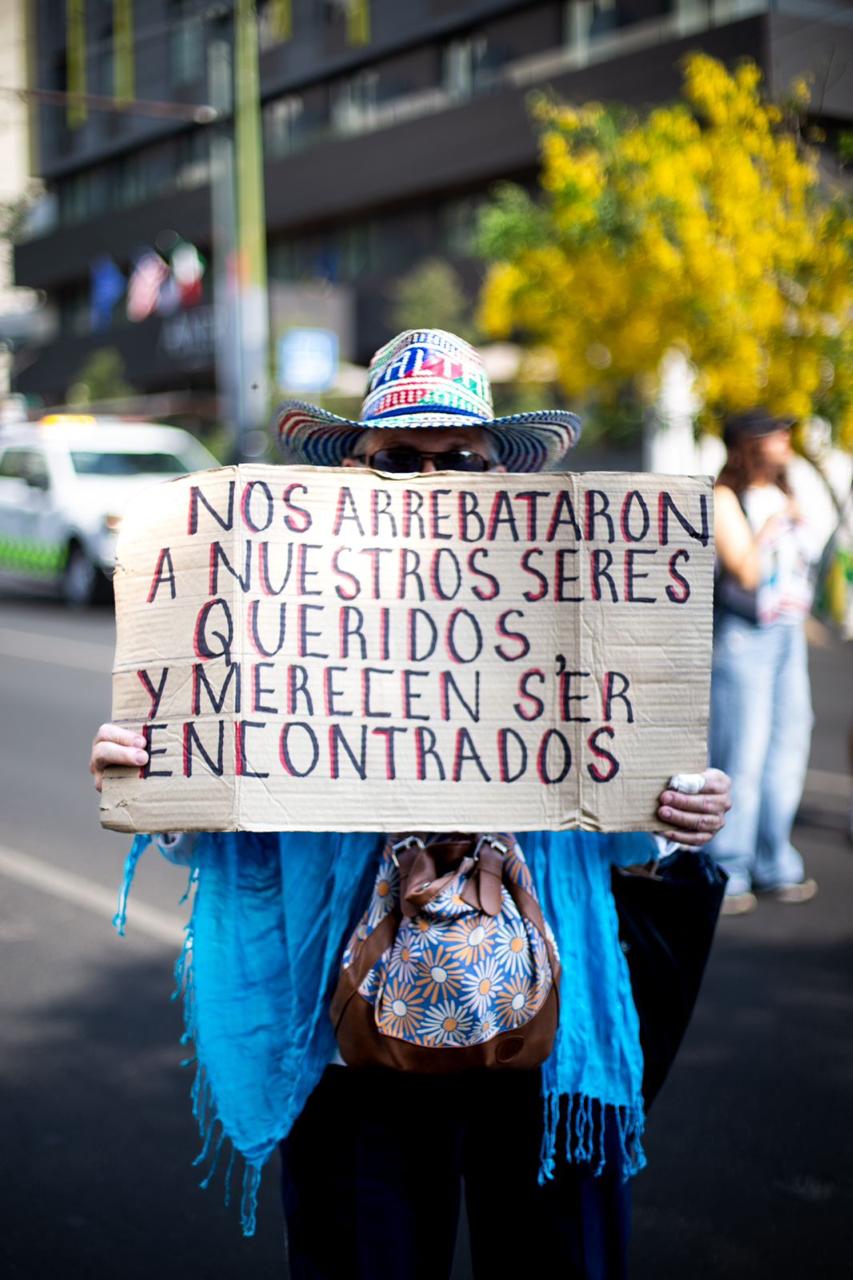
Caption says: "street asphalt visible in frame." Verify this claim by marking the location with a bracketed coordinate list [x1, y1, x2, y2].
[0, 591, 850, 1279]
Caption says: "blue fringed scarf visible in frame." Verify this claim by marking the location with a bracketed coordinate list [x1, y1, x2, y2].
[116, 828, 652, 1235]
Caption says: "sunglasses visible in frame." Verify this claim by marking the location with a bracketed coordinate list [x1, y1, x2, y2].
[360, 445, 492, 474]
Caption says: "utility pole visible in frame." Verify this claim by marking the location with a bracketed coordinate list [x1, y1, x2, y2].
[206, 2, 270, 462]
[208, 34, 240, 457]
[232, 0, 270, 460]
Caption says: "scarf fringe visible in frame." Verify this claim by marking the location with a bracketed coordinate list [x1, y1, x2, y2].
[538, 1088, 646, 1187]
[187, 1062, 265, 1234]
[172, 872, 266, 1237]
[114, 839, 266, 1237]
[112, 834, 151, 936]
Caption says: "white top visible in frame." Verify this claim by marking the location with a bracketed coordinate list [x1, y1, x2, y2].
[742, 484, 817, 624]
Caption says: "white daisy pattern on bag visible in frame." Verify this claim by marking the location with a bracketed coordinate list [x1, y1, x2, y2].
[462, 956, 502, 1019]
[410, 912, 444, 943]
[419, 997, 475, 1046]
[495, 975, 538, 1028]
[386, 926, 422, 983]
[493, 914, 535, 978]
[446, 914, 497, 965]
[367, 858, 400, 928]
[503, 846, 536, 894]
[358, 963, 381, 1001]
[376, 975, 426, 1038]
[414, 943, 464, 1004]
[428, 880, 470, 918]
[543, 918, 561, 966]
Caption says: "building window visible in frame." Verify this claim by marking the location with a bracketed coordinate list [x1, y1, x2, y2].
[115, 144, 166, 207]
[266, 83, 329, 152]
[91, 19, 114, 99]
[170, 1, 205, 86]
[442, 35, 491, 100]
[269, 238, 301, 282]
[175, 130, 211, 190]
[321, 0, 371, 48]
[58, 168, 110, 225]
[47, 51, 73, 156]
[330, 69, 380, 134]
[270, 232, 347, 284]
[264, 94, 306, 155]
[117, 152, 143, 207]
[54, 130, 210, 223]
[58, 175, 84, 225]
[339, 220, 379, 280]
[564, 0, 676, 58]
[20, 191, 59, 240]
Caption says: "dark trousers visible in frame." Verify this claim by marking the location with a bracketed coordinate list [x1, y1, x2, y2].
[280, 1065, 630, 1280]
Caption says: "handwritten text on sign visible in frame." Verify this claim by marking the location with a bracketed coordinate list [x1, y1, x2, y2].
[100, 465, 713, 834]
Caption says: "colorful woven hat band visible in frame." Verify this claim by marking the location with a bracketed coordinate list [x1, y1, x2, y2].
[361, 329, 494, 425]
[274, 328, 582, 473]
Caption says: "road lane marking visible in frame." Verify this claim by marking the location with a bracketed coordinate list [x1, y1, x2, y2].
[805, 769, 850, 798]
[0, 627, 113, 673]
[0, 844, 184, 947]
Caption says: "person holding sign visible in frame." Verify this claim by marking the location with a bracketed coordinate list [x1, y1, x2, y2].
[91, 330, 731, 1279]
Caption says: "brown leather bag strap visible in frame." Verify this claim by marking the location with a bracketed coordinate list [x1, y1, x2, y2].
[504, 877, 562, 985]
[436, 838, 478, 864]
[398, 839, 476, 917]
[477, 843, 504, 917]
[398, 845, 437, 917]
[329, 909, 399, 1028]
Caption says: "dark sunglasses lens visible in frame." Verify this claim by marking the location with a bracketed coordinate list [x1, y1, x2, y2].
[368, 446, 491, 473]
[441, 450, 489, 472]
[370, 447, 422, 473]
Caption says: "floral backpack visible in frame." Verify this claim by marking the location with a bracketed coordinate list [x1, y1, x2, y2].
[331, 833, 561, 1071]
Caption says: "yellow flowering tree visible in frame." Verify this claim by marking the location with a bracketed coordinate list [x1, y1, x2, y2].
[478, 54, 853, 446]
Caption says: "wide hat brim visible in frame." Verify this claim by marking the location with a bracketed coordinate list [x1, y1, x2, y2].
[274, 401, 582, 473]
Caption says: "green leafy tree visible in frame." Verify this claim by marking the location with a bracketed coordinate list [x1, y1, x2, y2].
[388, 258, 476, 342]
[67, 348, 135, 407]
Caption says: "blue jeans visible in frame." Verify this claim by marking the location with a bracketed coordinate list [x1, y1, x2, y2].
[708, 613, 812, 895]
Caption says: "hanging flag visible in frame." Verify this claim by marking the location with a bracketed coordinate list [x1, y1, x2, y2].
[347, 0, 370, 46]
[90, 255, 125, 331]
[171, 239, 206, 308]
[269, 0, 292, 41]
[126, 249, 169, 322]
[113, 0, 134, 105]
[67, 0, 87, 128]
[156, 271, 181, 317]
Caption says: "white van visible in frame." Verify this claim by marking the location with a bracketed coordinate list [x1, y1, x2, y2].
[0, 415, 219, 605]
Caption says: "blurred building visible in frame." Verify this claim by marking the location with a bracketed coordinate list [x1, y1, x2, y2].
[11, 0, 853, 413]
[0, 0, 42, 414]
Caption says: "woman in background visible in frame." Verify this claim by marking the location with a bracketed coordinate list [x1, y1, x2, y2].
[709, 409, 820, 915]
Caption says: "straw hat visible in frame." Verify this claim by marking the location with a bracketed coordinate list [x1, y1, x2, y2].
[274, 328, 581, 472]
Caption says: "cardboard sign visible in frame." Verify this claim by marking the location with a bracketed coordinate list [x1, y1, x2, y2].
[100, 465, 713, 834]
